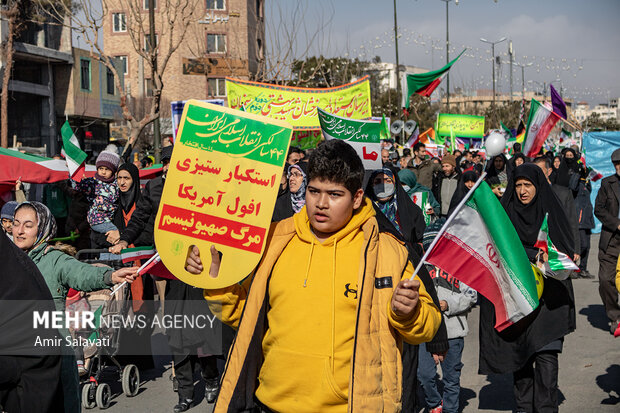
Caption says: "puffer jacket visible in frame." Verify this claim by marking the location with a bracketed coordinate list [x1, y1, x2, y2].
[204, 203, 441, 412]
[427, 266, 477, 339]
[73, 177, 119, 227]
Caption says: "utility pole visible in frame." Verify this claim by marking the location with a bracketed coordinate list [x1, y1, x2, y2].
[480, 37, 506, 121]
[393, 0, 402, 122]
[509, 40, 513, 101]
[445, 0, 449, 110]
[149, 0, 161, 162]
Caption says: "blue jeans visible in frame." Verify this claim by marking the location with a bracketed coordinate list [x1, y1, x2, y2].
[91, 221, 118, 234]
[417, 338, 464, 413]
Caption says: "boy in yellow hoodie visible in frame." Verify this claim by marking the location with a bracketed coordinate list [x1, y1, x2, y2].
[185, 140, 441, 412]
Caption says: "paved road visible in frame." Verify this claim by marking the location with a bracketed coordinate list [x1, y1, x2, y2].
[100, 234, 620, 412]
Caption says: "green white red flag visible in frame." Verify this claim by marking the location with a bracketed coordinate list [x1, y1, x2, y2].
[402, 49, 466, 108]
[533, 213, 579, 280]
[522, 99, 561, 157]
[410, 191, 433, 225]
[121, 246, 155, 263]
[60, 121, 87, 181]
[419, 176, 539, 331]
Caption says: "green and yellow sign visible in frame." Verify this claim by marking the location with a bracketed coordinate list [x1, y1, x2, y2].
[155, 100, 292, 288]
[436, 114, 485, 138]
[226, 76, 372, 131]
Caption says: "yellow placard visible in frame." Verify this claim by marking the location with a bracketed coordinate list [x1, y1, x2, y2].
[226, 76, 372, 130]
[154, 100, 293, 288]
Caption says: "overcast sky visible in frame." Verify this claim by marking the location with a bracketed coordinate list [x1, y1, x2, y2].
[267, 0, 620, 106]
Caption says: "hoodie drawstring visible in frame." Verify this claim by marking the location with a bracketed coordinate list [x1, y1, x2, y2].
[331, 238, 337, 373]
[303, 238, 315, 288]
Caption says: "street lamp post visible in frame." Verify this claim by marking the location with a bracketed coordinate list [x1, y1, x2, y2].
[393, 0, 401, 120]
[480, 37, 506, 112]
[439, 0, 458, 111]
[514, 62, 532, 100]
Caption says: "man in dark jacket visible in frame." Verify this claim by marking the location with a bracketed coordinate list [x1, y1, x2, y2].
[594, 148, 620, 333]
[407, 142, 442, 189]
[432, 154, 460, 218]
[575, 171, 596, 278]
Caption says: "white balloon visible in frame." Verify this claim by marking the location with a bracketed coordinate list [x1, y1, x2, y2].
[485, 131, 506, 157]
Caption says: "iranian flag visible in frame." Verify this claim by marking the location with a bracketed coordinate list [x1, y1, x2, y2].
[417, 175, 539, 331]
[137, 252, 177, 280]
[0, 147, 72, 192]
[522, 99, 561, 157]
[317, 107, 382, 169]
[402, 49, 466, 108]
[534, 213, 579, 280]
[121, 246, 155, 263]
[411, 191, 433, 225]
[60, 121, 87, 181]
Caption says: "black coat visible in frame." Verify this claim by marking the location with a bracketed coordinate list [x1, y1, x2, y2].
[120, 176, 164, 246]
[575, 180, 595, 230]
[272, 191, 295, 222]
[551, 184, 580, 254]
[594, 174, 620, 251]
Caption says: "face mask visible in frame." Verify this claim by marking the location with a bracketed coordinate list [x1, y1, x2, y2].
[374, 183, 395, 199]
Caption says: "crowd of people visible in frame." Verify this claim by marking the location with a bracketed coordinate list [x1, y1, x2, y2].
[1, 135, 619, 413]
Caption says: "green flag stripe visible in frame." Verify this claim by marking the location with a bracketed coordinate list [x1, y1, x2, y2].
[61, 121, 88, 165]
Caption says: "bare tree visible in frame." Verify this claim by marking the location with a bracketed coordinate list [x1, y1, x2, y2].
[37, 0, 198, 157]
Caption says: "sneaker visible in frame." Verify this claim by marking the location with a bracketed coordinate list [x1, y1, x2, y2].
[578, 270, 595, 279]
[173, 398, 193, 412]
[204, 378, 219, 403]
[429, 401, 443, 413]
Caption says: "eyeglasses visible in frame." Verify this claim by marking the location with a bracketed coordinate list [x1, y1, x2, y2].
[288, 172, 304, 179]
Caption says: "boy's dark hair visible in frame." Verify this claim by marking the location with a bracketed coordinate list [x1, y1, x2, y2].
[413, 142, 426, 153]
[308, 140, 364, 196]
[402, 148, 412, 157]
[287, 146, 302, 158]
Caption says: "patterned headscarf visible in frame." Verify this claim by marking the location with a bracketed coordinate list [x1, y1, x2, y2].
[369, 168, 400, 232]
[288, 163, 308, 213]
[15, 201, 57, 250]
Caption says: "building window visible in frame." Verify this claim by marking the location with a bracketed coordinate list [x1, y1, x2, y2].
[143, 34, 158, 52]
[145, 78, 154, 97]
[112, 13, 126, 32]
[206, 34, 226, 54]
[257, 38, 263, 59]
[208, 78, 226, 96]
[144, 0, 157, 9]
[116, 55, 128, 75]
[106, 68, 115, 95]
[206, 0, 225, 10]
[80, 59, 91, 91]
[256, 0, 262, 17]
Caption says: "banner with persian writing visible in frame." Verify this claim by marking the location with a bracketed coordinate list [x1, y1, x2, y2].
[226, 76, 372, 131]
[436, 113, 485, 139]
[155, 100, 293, 288]
[317, 107, 381, 170]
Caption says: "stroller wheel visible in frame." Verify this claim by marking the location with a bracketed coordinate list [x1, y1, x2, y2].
[81, 383, 97, 409]
[95, 383, 111, 409]
[122, 364, 140, 397]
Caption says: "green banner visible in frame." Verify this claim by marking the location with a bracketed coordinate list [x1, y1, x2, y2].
[317, 107, 381, 169]
[178, 102, 292, 167]
[436, 113, 485, 139]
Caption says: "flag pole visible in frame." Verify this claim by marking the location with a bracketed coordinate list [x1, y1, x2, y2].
[110, 252, 159, 296]
[408, 172, 487, 280]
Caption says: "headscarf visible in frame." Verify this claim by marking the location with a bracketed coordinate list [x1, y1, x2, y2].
[549, 156, 571, 187]
[15, 201, 57, 251]
[562, 148, 578, 169]
[508, 153, 527, 171]
[448, 170, 479, 216]
[367, 168, 399, 231]
[365, 165, 426, 244]
[398, 169, 429, 196]
[117, 163, 142, 213]
[486, 154, 509, 185]
[501, 163, 574, 256]
[288, 162, 308, 213]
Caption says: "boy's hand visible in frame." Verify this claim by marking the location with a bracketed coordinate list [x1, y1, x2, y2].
[391, 279, 420, 318]
[185, 245, 221, 278]
[106, 230, 120, 245]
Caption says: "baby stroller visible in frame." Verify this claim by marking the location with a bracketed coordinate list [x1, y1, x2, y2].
[70, 249, 142, 410]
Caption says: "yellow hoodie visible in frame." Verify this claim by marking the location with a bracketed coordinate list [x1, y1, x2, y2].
[205, 198, 440, 413]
